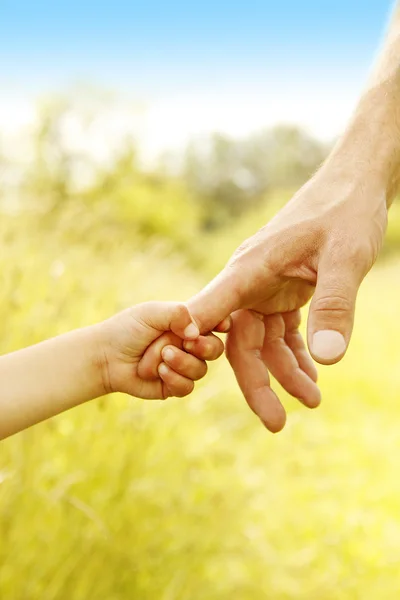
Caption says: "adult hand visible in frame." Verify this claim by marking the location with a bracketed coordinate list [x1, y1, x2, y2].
[187, 163, 388, 432]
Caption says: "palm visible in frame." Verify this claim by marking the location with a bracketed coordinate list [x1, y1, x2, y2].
[100, 308, 171, 400]
[248, 278, 315, 316]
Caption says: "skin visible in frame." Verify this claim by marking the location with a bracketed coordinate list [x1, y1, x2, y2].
[142, 1, 400, 432]
[0, 302, 227, 440]
[6, 5, 399, 440]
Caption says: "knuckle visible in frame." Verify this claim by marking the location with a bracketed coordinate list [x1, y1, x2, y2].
[312, 292, 353, 316]
[344, 242, 371, 270]
[138, 361, 158, 380]
[228, 229, 268, 272]
[327, 237, 374, 275]
[220, 266, 244, 306]
[174, 302, 189, 322]
[146, 365, 159, 380]
[229, 235, 255, 264]
[284, 309, 301, 331]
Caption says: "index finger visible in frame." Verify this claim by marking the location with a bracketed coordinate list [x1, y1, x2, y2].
[226, 309, 286, 433]
[187, 270, 241, 334]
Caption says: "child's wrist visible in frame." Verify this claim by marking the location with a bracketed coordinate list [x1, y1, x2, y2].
[87, 323, 112, 398]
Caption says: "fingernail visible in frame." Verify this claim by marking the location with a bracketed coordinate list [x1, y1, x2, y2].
[162, 347, 175, 362]
[312, 330, 346, 362]
[183, 341, 194, 352]
[183, 323, 199, 339]
[158, 363, 169, 376]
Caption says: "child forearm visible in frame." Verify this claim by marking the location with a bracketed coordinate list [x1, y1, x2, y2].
[0, 301, 225, 440]
[0, 326, 104, 440]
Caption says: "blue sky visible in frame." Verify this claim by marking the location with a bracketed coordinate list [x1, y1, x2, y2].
[0, 0, 395, 151]
[0, 0, 391, 94]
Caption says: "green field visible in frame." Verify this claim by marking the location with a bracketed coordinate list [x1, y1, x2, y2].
[1, 207, 400, 599]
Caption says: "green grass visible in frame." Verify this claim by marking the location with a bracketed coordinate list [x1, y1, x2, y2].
[2, 215, 400, 599]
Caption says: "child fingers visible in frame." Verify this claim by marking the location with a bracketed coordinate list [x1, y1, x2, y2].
[136, 302, 199, 340]
[138, 332, 182, 380]
[161, 346, 208, 381]
[183, 333, 224, 361]
[169, 303, 199, 340]
[158, 363, 195, 398]
[213, 316, 232, 333]
[138, 332, 224, 382]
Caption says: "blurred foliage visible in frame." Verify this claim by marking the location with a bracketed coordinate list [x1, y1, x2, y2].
[2, 94, 400, 598]
[184, 127, 328, 228]
[2, 220, 400, 598]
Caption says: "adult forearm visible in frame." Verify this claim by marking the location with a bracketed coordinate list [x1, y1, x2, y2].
[328, 1, 400, 205]
[0, 326, 104, 440]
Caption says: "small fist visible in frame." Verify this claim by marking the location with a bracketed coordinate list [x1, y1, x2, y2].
[98, 302, 229, 400]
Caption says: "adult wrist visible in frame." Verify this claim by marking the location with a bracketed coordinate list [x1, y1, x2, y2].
[328, 80, 400, 205]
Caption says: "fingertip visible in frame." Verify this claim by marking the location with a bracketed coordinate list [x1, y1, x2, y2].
[262, 409, 287, 434]
[248, 387, 287, 434]
[264, 422, 285, 434]
[208, 340, 225, 361]
[214, 316, 232, 333]
[158, 362, 169, 377]
[183, 322, 200, 340]
[183, 340, 194, 352]
[183, 335, 224, 361]
[157, 362, 195, 397]
[310, 330, 347, 365]
[170, 303, 199, 340]
[161, 346, 175, 363]
[298, 387, 322, 410]
[311, 354, 344, 366]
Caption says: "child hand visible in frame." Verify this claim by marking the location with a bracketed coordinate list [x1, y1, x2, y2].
[98, 302, 223, 400]
[137, 317, 231, 383]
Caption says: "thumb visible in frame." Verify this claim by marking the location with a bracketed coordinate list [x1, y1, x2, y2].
[187, 269, 242, 334]
[307, 254, 362, 365]
[136, 301, 199, 341]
